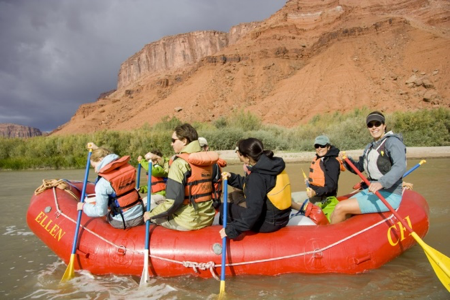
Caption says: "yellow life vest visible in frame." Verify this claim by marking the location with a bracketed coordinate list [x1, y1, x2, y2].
[267, 170, 292, 210]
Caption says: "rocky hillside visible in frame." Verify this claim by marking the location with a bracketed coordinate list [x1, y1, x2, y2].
[52, 0, 450, 135]
[0, 123, 43, 138]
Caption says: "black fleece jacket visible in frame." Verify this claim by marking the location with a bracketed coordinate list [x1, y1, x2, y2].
[309, 145, 341, 198]
[225, 154, 290, 239]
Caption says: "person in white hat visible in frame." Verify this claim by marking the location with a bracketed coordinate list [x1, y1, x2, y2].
[198, 137, 208, 151]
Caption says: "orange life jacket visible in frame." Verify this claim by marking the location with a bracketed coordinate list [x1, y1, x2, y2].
[175, 152, 219, 207]
[308, 156, 345, 187]
[98, 156, 142, 217]
[151, 175, 167, 193]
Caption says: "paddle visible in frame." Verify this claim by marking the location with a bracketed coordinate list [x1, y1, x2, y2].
[352, 159, 426, 191]
[136, 162, 142, 189]
[61, 144, 93, 282]
[403, 159, 426, 178]
[301, 168, 310, 188]
[140, 162, 152, 287]
[295, 168, 312, 214]
[219, 176, 228, 299]
[343, 154, 450, 292]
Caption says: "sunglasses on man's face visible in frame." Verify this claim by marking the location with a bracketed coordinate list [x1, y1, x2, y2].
[171, 138, 179, 143]
[367, 121, 382, 128]
[314, 144, 328, 149]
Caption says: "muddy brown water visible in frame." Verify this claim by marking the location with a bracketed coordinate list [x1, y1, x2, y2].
[1, 158, 449, 299]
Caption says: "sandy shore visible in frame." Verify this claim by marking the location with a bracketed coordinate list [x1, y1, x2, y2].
[216, 146, 450, 164]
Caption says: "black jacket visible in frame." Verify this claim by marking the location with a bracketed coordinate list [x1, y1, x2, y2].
[310, 145, 342, 199]
[226, 154, 290, 239]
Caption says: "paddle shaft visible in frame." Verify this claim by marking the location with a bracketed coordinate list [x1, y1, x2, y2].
[136, 163, 142, 189]
[219, 178, 228, 296]
[61, 147, 92, 282]
[139, 162, 152, 287]
[145, 162, 152, 248]
[221, 179, 228, 279]
[343, 156, 414, 234]
[403, 160, 426, 178]
[70, 150, 92, 255]
[301, 169, 310, 188]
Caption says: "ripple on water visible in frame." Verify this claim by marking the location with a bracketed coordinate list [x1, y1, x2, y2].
[19, 261, 178, 299]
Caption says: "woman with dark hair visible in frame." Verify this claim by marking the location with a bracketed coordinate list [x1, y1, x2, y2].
[331, 111, 407, 224]
[219, 138, 291, 240]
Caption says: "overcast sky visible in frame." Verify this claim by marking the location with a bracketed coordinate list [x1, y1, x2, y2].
[0, 0, 286, 132]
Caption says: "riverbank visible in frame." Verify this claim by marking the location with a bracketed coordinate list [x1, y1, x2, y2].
[216, 146, 450, 164]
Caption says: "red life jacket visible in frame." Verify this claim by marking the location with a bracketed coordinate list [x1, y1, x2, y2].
[98, 156, 142, 217]
[308, 156, 345, 187]
[175, 151, 219, 207]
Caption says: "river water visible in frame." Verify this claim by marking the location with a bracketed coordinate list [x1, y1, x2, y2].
[1, 158, 449, 299]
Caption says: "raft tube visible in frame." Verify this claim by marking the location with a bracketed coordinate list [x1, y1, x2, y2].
[27, 180, 429, 278]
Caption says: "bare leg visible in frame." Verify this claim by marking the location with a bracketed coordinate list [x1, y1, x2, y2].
[330, 198, 362, 224]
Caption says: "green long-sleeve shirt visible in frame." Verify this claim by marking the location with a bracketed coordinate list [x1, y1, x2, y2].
[140, 158, 169, 196]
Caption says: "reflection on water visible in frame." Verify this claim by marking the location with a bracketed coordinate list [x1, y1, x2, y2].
[0, 159, 449, 299]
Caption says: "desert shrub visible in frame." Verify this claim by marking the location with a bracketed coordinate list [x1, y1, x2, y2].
[153, 116, 182, 131]
[1, 108, 448, 170]
[229, 110, 262, 131]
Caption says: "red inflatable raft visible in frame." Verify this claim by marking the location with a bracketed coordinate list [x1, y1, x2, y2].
[27, 180, 429, 278]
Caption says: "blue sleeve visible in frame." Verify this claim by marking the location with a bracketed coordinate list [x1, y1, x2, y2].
[83, 178, 111, 217]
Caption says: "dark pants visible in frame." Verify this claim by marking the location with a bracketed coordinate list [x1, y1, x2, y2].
[219, 202, 288, 234]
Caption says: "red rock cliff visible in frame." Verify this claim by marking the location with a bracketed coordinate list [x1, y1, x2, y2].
[53, 0, 450, 135]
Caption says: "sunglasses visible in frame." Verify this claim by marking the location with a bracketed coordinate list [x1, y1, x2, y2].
[367, 121, 382, 128]
[314, 144, 328, 149]
[171, 138, 179, 143]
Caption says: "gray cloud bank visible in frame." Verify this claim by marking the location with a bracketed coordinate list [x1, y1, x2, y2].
[0, 0, 285, 132]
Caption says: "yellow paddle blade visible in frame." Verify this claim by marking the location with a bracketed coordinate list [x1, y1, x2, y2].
[60, 254, 76, 283]
[218, 280, 226, 299]
[411, 233, 450, 292]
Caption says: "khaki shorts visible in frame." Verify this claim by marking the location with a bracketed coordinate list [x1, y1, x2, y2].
[108, 214, 145, 229]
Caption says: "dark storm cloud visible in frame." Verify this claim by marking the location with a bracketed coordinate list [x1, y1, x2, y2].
[0, 0, 286, 132]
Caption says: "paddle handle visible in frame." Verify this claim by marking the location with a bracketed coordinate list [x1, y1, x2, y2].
[343, 155, 414, 234]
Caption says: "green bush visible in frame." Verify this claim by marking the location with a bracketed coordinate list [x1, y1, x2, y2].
[0, 108, 448, 170]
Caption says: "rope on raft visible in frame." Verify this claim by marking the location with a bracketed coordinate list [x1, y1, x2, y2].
[51, 186, 399, 281]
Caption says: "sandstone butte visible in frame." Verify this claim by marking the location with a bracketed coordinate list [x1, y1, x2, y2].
[51, 0, 450, 136]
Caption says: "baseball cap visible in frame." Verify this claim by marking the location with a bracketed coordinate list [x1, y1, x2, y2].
[198, 137, 208, 147]
[314, 135, 330, 146]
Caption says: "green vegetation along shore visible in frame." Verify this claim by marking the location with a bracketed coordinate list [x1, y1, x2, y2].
[1, 108, 449, 170]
